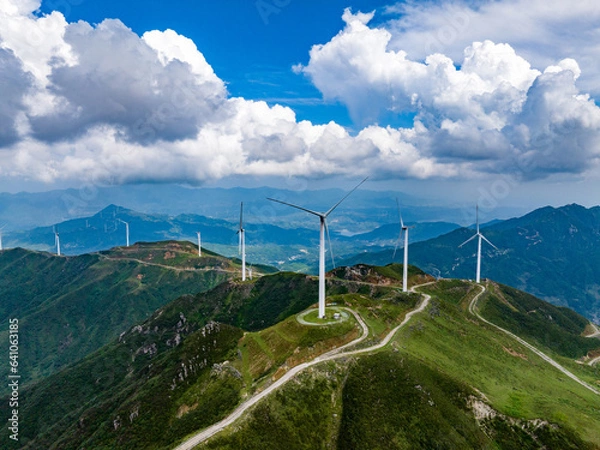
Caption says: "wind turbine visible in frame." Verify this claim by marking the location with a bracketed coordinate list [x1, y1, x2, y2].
[459, 205, 498, 283]
[196, 231, 202, 257]
[54, 228, 61, 256]
[117, 219, 130, 247]
[393, 199, 414, 293]
[237, 202, 246, 281]
[268, 177, 368, 318]
[0, 227, 3, 251]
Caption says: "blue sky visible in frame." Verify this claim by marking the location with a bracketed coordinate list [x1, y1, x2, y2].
[37, 0, 394, 128]
[2, 0, 600, 212]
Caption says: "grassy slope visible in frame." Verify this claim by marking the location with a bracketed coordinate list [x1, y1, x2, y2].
[402, 280, 600, 445]
[200, 351, 594, 450]
[479, 282, 599, 359]
[6, 264, 600, 449]
[2, 271, 363, 450]
[199, 278, 600, 449]
[0, 242, 234, 388]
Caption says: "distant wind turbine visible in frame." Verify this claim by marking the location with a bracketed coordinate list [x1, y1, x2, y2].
[393, 199, 414, 293]
[459, 205, 498, 283]
[197, 231, 202, 257]
[0, 228, 3, 251]
[237, 202, 246, 281]
[268, 177, 368, 318]
[117, 219, 130, 247]
[54, 228, 61, 256]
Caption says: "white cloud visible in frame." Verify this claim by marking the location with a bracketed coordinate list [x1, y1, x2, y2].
[0, 1, 599, 188]
[384, 0, 600, 96]
[298, 8, 600, 179]
[0, 47, 32, 146]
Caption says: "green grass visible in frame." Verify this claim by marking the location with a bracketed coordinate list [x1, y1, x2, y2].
[0, 245, 233, 390]
[5, 264, 600, 449]
[199, 362, 347, 450]
[0, 271, 355, 449]
[235, 311, 358, 391]
[199, 351, 594, 449]
[479, 282, 600, 359]
[400, 281, 600, 446]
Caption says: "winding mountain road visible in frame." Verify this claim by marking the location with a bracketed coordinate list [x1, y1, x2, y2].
[469, 284, 600, 396]
[172, 285, 431, 450]
[586, 323, 600, 338]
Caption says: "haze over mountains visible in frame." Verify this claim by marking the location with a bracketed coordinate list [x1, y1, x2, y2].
[5, 185, 600, 321]
[3, 201, 462, 273]
[0, 184, 522, 232]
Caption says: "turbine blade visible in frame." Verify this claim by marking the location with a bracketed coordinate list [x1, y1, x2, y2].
[267, 198, 323, 217]
[459, 233, 477, 248]
[325, 220, 336, 269]
[324, 176, 368, 217]
[240, 202, 243, 230]
[396, 197, 405, 229]
[481, 233, 499, 250]
[476, 204, 479, 234]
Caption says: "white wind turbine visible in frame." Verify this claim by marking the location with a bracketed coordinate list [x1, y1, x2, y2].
[0, 226, 4, 251]
[392, 199, 414, 293]
[268, 177, 367, 319]
[54, 228, 61, 256]
[197, 231, 202, 257]
[237, 202, 246, 281]
[117, 219, 130, 247]
[459, 205, 498, 283]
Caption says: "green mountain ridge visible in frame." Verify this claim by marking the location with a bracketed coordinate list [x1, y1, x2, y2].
[4, 262, 600, 449]
[0, 241, 241, 388]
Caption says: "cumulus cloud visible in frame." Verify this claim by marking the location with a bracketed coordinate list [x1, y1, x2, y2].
[0, 46, 32, 147]
[0, 1, 599, 187]
[26, 19, 227, 144]
[298, 8, 600, 179]
[384, 0, 600, 96]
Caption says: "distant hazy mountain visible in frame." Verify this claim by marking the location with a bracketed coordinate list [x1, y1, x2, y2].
[6, 204, 317, 254]
[0, 183, 523, 232]
[345, 204, 600, 321]
[340, 221, 461, 246]
[5, 204, 463, 272]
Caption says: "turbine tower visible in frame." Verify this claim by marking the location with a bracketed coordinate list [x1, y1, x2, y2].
[54, 230, 61, 256]
[118, 219, 130, 247]
[268, 177, 367, 318]
[0, 230, 3, 251]
[237, 202, 246, 281]
[393, 199, 414, 293]
[459, 205, 498, 283]
[197, 231, 202, 257]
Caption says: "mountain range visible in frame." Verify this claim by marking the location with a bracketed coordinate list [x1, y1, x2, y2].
[2, 252, 599, 449]
[3, 204, 460, 273]
[0, 184, 522, 232]
[342, 203, 600, 322]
